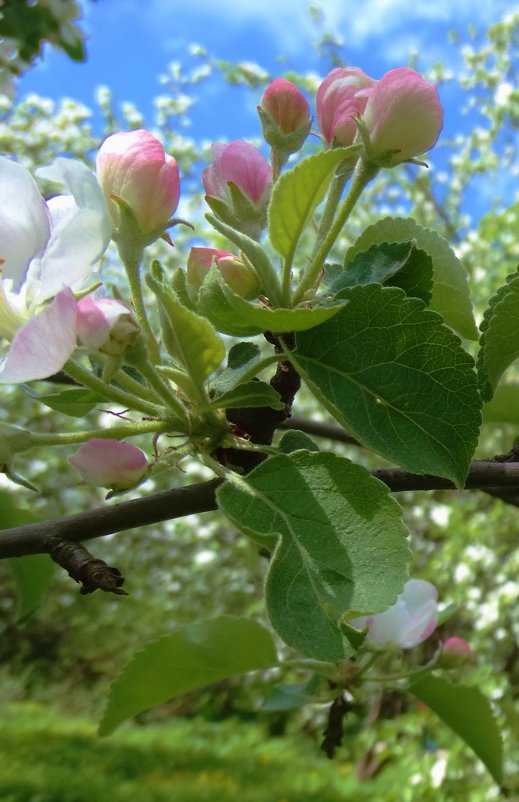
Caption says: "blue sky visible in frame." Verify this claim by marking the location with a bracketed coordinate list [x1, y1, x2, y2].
[18, 0, 517, 143]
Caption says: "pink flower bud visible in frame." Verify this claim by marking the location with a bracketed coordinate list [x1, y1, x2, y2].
[261, 78, 310, 134]
[187, 247, 232, 290]
[187, 247, 260, 299]
[202, 140, 272, 208]
[439, 637, 475, 668]
[76, 296, 140, 356]
[361, 68, 443, 166]
[69, 439, 147, 490]
[317, 67, 376, 146]
[96, 129, 180, 235]
[351, 579, 439, 649]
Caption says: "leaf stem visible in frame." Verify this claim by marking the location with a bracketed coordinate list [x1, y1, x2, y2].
[30, 419, 173, 448]
[63, 359, 167, 420]
[293, 159, 379, 304]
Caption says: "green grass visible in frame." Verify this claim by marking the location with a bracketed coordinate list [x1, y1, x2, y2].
[0, 701, 369, 802]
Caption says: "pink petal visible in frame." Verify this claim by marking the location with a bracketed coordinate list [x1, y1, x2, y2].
[0, 288, 78, 383]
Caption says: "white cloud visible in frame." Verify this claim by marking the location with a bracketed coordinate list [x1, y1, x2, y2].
[125, 0, 516, 74]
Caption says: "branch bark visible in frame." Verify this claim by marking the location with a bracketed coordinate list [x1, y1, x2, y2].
[3, 461, 519, 560]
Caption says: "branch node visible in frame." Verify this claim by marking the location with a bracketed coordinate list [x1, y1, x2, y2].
[46, 537, 128, 596]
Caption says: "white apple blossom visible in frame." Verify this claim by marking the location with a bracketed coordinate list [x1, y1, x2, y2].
[351, 579, 439, 649]
[0, 155, 112, 382]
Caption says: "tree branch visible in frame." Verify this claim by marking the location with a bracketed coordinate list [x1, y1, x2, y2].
[3, 461, 519, 560]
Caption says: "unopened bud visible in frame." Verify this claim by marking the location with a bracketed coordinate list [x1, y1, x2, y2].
[69, 438, 148, 491]
[439, 636, 475, 668]
[76, 296, 140, 356]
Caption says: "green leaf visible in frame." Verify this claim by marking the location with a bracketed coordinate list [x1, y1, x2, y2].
[410, 674, 503, 784]
[208, 381, 284, 410]
[293, 284, 481, 486]
[262, 676, 322, 711]
[217, 451, 410, 662]
[212, 343, 264, 394]
[222, 278, 346, 333]
[268, 146, 360, 263]
[0, 490, 54, 622]
[9, 555, 55, 624]
[206, 214, 280, 295]
[198, 266, 263, 337]
[335, 241, 433, 305]
[278, 430, 320, 453]
[477, 271, 519, 401]
[171, 266, 197, 310]
[346, 217, 477, 339]
[22, 387, 101, 417]
[148, 275, 225, 384]
[99, 616, 278, 735]
[482, 383, 519, 424]
[200, 266, 345, 335]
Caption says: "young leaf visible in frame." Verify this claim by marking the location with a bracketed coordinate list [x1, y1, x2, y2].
[346, 217, 477, 339]
[198, 266, 263, 337]
[148, 275, 225, 384]
[410, 674, 503, 784]
[334, 241, 433, 305]
[22, 387, 101, 418]
[206, 213, 280, 297]
[221, 276, 346, 333]
[477, 271, 519, 401]
[217, 451, 410, 662]
[208, 380, 284, 410]
[293, 284, 481, 487]
[99, 616, 278, 736]
[268, 146, 360, 263]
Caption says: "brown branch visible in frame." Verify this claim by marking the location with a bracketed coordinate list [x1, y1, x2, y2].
[3, 461, 519, 560]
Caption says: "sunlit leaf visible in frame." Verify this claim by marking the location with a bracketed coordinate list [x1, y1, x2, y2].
[99, 616, 278, 735]
[346, 217, 477, 339]
[410, 674, 503, 784]
[217, 451, 410, 661]
[292, 284, 481, 486]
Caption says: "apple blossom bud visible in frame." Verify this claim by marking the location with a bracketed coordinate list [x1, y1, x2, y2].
[187, 247, 260, 299]
[258, 78, 311, 159]
[202, 141, 272, 239]
[76, 296, 140, 356]
[360, 67, 443, 167]
[203, 140, 272, 207]
[261, 78, 310, 134]
[439, 636, 475, 668]
[187, 247, 231, 291]
[69, 439, 147, 490]
[317, 67, 375, 147]
[351, 579, 439, 649]
[96, 129, 180, 235]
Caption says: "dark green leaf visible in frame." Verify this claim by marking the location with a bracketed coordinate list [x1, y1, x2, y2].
[262, 676, 322, 711]
[99, 616, 278, 735]
[217, 451, 410, 662]
[0, 490, 54, 622]
[482, 383, 519, 424]
[477, 271, 519, 401]
[278, 430, 320, 453]
[410, 674, 503, 783]
[208, 381, 284, 410]
[346, 217, 477, 339]
[293, 285, 481, 487]
[9, 555, 55, 624]
[333, 241, 433, 304]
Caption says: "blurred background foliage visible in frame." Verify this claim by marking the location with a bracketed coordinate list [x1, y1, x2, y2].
[0, 2, 518, 799]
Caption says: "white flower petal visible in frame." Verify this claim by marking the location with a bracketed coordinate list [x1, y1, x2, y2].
[0, 156, 50, 289]
[35, 159, 112, 302]
[0, 287, 77, 383]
